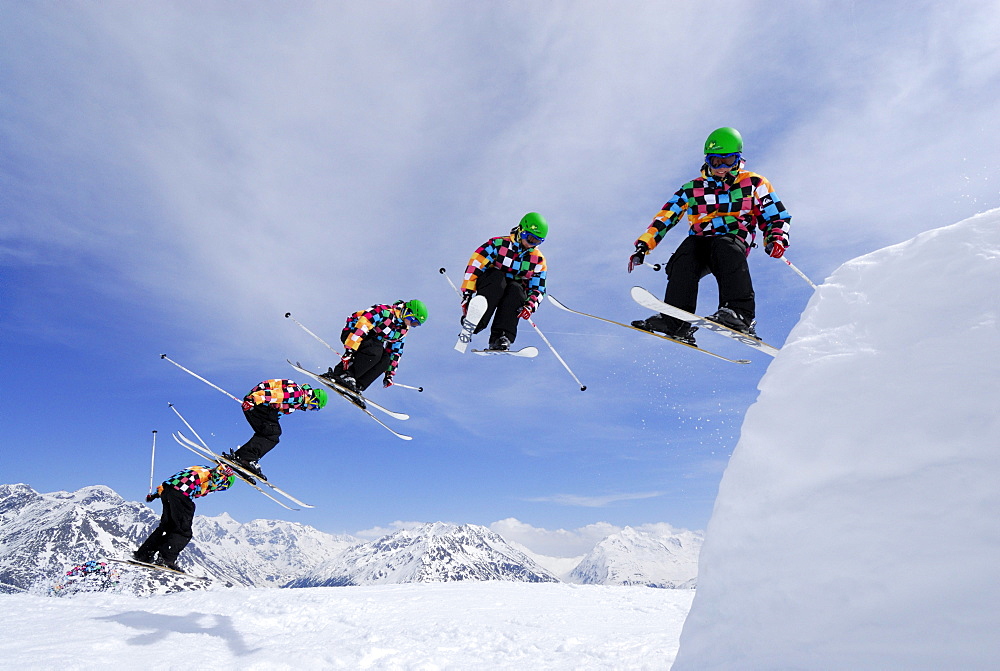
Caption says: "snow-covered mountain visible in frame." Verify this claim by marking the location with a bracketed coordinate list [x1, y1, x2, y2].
[2, 483, 700, 594]
[569, 526, 702, 588]
[0, 483, 356, 594]
[289, 522, 559, 586]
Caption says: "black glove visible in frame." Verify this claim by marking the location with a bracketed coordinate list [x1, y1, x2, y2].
[628, 242, 648, 273]
[145, 493, 159, 503]
[340, 350, 354, 370]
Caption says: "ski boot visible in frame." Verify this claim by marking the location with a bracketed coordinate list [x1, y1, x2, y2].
[708, 307, 759, 339]
[223, 451, 266, 483]
[631, 314, 698, 346]
[337, 373, 360, 393]
[326, 374, 365, 409]
[132, 551, 155, 564]
[155, 557, 184, 572]
[488, 335, 512, 351]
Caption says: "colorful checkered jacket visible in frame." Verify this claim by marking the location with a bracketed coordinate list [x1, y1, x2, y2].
[636, 166, 791, 253]
[461, 232, 548, 313]
[341, 301, 410, 379]
[244, 379, 316, 415]
[157, 465, 232, 499]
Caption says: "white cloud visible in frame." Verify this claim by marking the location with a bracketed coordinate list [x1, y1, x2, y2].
[524, 491, 665, 508]
[490, 517, 689, 557]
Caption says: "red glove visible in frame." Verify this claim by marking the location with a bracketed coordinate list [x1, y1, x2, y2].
[518, 305, 533, 320]
[461, 291, 474, 316]
[241, 400, 254, 411]
[340, 351, 354, 370]
[382, 375, 394, 389]
[765, 240, 786, 259]
[627, 242, 648, 273]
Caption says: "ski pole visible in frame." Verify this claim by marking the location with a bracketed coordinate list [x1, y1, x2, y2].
[439, 267, 462, 297]
[148, 430, 157, 495]
[284, 312, 340, 355]
[168, 403, 212, 450]
[160, 354, 241, 403]
[781, 257, 817, 290]
[391, 382, 424, 392]
[528, 317, 587, 391]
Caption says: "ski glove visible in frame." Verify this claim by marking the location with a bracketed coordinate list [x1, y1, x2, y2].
[461, 290, 474, 316]
[628, 242, 648, 273]
[765, 239, 786, 259]
[241, 400, 254, 411]
[518, 305, 533, 321]
[382, 374, 394, 388]
[145, 493, 159, 502]
[340, 351, 354, 370]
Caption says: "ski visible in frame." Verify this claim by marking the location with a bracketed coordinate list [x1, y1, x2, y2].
[472, 346, 539, 358]
[170, 432, 305, 510]
[105, 558, 210, 581]
[286, 360, 408, 420]
[173, 431, 315, 507]
[630, 287, 780, 357]
[287, 361, 413, 441]
[455, 295, 488, 353]
[547, 295, 751, 365]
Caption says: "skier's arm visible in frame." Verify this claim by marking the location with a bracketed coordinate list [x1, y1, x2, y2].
[754, 178, 791, 251]
[343, 313, 376, 352]
[524, 272, 547, 315]
[635, 188, 688, 252]
[461, 238, 500, 293]
[385, 339, 404, 381]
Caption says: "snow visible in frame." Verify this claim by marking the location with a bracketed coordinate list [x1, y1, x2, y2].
[673, 210, 1000, 669]
[1, 583, 693, 669]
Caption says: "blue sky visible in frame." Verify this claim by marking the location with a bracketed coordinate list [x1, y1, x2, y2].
[3, 2, 999, 555]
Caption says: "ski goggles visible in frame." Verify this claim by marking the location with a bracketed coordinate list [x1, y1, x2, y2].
[401, 309, 423, 326]
[519, 230, 545, 246]
[706, 152, 742, 169]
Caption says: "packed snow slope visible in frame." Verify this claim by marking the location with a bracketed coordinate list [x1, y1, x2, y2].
[1, 583, 693, 669]
[674, 211, 1000, 670]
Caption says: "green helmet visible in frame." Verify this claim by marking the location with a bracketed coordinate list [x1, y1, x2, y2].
[518, 212, 548, 240]
[404, 299, 428, 325]
[310, 387, 328, 409]
[704, 127, 743, 154]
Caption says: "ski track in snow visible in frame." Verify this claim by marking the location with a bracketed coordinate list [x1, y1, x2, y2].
[2, 583, 693, 669]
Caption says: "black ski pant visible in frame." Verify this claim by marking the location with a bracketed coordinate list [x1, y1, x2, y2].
[235, 404, 282, 462]
[473, 267, 526, 344]
[135, 487, 195, 563]
[661, 235, 755, 331]
[334, 331, 391, 391]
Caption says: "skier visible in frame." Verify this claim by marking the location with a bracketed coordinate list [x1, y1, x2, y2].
[225, 380, 328, 480]
[133, 463, 235, 571]
[628, 127, 791, 344]
[460, 212, 548, 351]
[322, 299, 428, 394]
